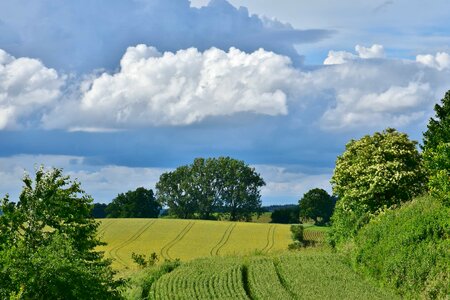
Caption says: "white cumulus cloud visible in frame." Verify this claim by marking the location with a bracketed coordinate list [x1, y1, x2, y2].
[45, 45, 295, 130]
[324, 44, 385, 65]
[416, 52, 450, 71]
[0, 49, 64, 129]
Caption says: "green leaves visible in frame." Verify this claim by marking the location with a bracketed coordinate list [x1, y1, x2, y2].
[0, 166, 123, 298]
[298, 188, 335, 225]
[329, 129, 426, 245]
[107, 187, 161, 218]
[422, 90, 450, 205]
[156, 157, 265, 221]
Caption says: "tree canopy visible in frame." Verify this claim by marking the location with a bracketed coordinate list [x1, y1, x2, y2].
[298, 188, 335, 225]
[329, 128, 426, 245]
[422, 90, 450, 205]
[422, 90, 450, 151]
[0, 167, 122, 299]
[156, 157, 265, 221]
[270, 206, 299, 224]
[106, 187, 161, 218]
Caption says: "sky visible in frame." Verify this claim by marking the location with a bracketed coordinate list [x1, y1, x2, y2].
[1, 0, 449, 205]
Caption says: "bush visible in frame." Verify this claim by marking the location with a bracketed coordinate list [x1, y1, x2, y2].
[122, 260, 181, 299]
[329, 128, 426, 246]
[353, 196, 449, 299]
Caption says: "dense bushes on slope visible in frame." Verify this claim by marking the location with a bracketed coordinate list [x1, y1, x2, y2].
[353, 196, 449, 299]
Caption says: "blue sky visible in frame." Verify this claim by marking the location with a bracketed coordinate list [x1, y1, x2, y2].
[1, 0, 449, 205]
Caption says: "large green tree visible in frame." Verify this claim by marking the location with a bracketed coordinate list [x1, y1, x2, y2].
[156, 157, 265, 221]
[0, 167, 123, 299]
[422, 90, 450, 151]
[422, 90, 450, 205]
[329, 129, 426, 246]
[156, 165, 198, 219]
[214, 157, 265, 221]
[298, 188, 335, 225]
[106, 187, 161, 218]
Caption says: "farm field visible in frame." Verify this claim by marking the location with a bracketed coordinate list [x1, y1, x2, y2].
[96, 218, 307, 270]
[127, 252, 398, 299]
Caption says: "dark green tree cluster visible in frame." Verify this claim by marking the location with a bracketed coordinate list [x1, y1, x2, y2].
[156, 157, 265, 221]
[106, 187, 161, 218]
[422, 90, 450, 205]
[298, 188, 335, 225]
[270, 206, 299, 224]
[0, 167, 123, 299]
[91, 187, 161, 219]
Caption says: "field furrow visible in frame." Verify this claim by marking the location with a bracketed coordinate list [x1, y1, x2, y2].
[215, 223, 236, 256]
[247, 257, 293, 300]
[160, 221, 195, 260]
[109, 220, 155, 267]
[210, 223, 235, 256]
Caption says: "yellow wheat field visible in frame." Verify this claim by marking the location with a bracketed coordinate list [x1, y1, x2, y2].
[96, 218, 292, 270]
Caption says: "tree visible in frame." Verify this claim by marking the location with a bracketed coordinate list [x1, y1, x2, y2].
[422, 90, 450, 151]
[329, 129, 426, 246]
[106, 187, 161, 218]
[215, 157, 265, 221]
[0, 167, 123, 299]
[298, 188, 335, 225]
[422, 90, 450, 205]
[92, 203, 108, 218]
[156, 157, 265, 221]
[189, 158, 221, 219]
[156, 165, 198, 219]
[270, 206, 299, 224]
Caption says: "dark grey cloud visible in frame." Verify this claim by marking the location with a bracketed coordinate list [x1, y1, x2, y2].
[0, 0, 332, 73]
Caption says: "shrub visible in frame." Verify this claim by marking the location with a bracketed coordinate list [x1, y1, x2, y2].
[329, 128, 426, 246]
[353, 196, 449, 299]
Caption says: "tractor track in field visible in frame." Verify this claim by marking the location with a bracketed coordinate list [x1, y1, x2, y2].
[109, 220, 156, 267]
[261, 225, 276, 253]
[212, 223, 236, 256]
[160, 221, 195, 261]
[97, 219, 113, 237]
[272, 258, 297, 299]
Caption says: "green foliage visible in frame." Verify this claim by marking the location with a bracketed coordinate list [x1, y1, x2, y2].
[156, 157, 265, 221]
[290, 224, 304, 243]
[107, 187, 161, 218]
[0, 167, 123, 299]
[422, 90, 450, 205]
[270, 206, 299, 224]
[122, 259, 181, 299]
[353, 196, 449, 299]
[131, 252, 159, 268]
[92, 202, 108, 218]
[422, 90, 450, 151]
[299, 188, 335, 225]
[423, 142, 450, 205]
[329, 128, 426, 245]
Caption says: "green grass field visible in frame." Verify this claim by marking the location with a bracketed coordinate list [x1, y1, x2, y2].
[126, 252, 398, 299]
[97, 219, 301, 270]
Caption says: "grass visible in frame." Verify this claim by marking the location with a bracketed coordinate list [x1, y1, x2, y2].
[96, 218, 292, 270]
[125, 251, 399, 300]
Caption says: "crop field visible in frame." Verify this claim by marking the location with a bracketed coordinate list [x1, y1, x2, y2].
[130, 252, 397, 300]
[97, 219, 297, 270]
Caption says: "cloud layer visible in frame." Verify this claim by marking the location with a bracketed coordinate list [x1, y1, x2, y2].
[0, 50, 63, 129]
[45, 46, 293, 129]
[1, 44, 450, 133]
[0, 0, 331, 73]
